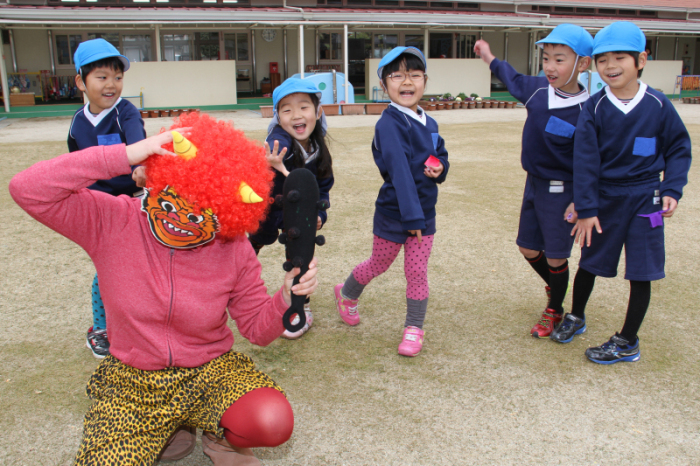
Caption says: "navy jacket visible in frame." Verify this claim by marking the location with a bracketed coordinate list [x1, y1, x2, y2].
[262, 125, 334, 231]
[68, 98, 146, 196]
[491, 58, 589, 181]
[574, 83, 692, 219]
[372, 105, 449, 232]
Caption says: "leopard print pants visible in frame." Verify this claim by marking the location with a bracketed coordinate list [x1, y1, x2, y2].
[74, 351, 283, 466]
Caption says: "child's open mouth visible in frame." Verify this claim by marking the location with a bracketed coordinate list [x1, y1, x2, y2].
[103, 93, 115, 98]
[547, 75, 558, 83]
[293, 123, 307, 134]
[400, 91, 414, 98]
[607, 72, 622, 79]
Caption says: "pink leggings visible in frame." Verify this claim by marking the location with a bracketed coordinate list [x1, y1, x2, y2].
[352, 235, 434, 301]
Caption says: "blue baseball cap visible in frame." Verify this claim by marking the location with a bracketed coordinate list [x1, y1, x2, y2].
[272, 78, 322, 112]
[536, 24, 593, 57]
[74, 38, 130, 74]
[376, 46, 427, 80]
[592, 21, 646, 55]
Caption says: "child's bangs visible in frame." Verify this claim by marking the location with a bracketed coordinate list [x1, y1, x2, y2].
[381, 54, 426, 80]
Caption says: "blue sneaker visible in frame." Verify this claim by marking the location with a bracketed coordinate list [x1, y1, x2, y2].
[585, 333, 640, 365]
[550, 313, 586, 343]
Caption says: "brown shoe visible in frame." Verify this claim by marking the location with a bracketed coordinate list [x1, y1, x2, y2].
[158, 426, 196, 462]
[201, 433, 261, 466]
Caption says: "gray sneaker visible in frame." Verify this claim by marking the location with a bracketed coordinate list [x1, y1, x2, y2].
[550, 313, 586, 344]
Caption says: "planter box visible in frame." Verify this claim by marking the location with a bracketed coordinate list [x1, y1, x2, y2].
[140, 110, 150, 118]
[323, 104, 341, 116]
[259, 106, 274, 118]
[149, 110, 161, 118]
[427, 104, 437, 111]
[475, 101, 483, 108]
[341, 104, 365, 115]
[444, 102, 454, 109]
[436, 103, 445, 110]
[366, 103, 388, 115]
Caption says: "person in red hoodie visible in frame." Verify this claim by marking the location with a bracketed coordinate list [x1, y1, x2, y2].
[9, 112, 318, 466]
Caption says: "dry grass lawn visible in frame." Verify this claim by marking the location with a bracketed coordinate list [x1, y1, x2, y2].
[1, 107, 699, 465]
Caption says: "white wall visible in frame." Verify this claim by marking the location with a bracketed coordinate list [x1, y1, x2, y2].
[122, 60, 237, 108]
[643, 60, 683, 94]
[254, 28, 285, 84]
[365, 58, 491, 100]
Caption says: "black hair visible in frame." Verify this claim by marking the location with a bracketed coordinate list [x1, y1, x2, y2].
[594, 51, 643, 77]
[80, 56, 125, 79]
[381, 53, 427, 89]
[289, 93, 333, 179]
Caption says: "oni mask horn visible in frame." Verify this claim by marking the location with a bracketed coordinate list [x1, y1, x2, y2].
[171, 131, 263, 204]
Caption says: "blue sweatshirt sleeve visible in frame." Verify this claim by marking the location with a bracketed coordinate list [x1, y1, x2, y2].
[119, 102, 146, 145]
[490, 58, 545, 104]
[375, 117, 425, 231]
[658, 100, 692, 201]
[573, 100, 601, 219]
[433, 130, 450, 184]
[317, 174, 334, 226]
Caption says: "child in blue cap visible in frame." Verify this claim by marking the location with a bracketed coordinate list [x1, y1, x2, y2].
[250, 77, 334, 339]
[333, 46, 449, 357]
[68, 38, 146, 359]
[563, 21, 692, 363]
[474, 24, 593, 339]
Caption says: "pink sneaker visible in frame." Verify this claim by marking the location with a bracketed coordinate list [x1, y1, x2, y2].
[334, 283, 360, 326]
[398, 326, 424, 357]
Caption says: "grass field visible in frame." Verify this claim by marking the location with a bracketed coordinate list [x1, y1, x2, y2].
[1, 108, 699, 465]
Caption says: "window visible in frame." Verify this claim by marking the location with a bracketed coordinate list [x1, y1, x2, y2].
[553, 6, 574, 13]
[162, 34, 191, 61]
[404, 34, 424, 52]
[122, 35, 152, 62]
[431, 1, 453, 7]
[224, 33, 250, 61]
[456, 34, 476, 59]
[618, 9, 637, 16]
[429, 33, 452, 59]
[195, 32, 219, 60]
[320, 32, 342, 60]
[348, 31, 372, 60]
[576, 8, 595, 14]
[55, 34, 83, 66]
[373, 34, 398, 58]
[87, 32, 120, 49]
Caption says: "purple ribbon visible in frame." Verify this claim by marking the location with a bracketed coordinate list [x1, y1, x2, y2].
[638, 210, 668, 228]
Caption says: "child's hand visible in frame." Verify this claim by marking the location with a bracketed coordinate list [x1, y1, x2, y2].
[132, 166, 147, 188]
[473, 40, 496, 65]
[571, 216, 601, 248]
[408, 230, 423, 242]
[662, 196, 678, 217]
[424, 163, 444, 179]
[125, 129, 189, 165]
[264, 140, 289, 177]
[564, 203, 578, 223]
[282, 257, 318, 305]
[317, 216, 323, 230]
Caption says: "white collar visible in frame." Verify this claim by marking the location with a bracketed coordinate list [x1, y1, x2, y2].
[82, 97, 122, 127]
[390, 102, 427, 126]
[605, 81, 647, 115]
[548, 83, 589, 110]
[292, 139, 319, 164]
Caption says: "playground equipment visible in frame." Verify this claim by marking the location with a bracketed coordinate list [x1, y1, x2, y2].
[289, 71, 355, 104]
[579, 71, 607, 95]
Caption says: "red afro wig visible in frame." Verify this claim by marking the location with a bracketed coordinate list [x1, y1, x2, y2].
[144, 112, 273, 240]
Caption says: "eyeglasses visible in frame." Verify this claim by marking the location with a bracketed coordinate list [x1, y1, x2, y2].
[387, 72, 426, 82]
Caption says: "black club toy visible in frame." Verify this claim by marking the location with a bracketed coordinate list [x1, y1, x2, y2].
[277, 168, 329, 332]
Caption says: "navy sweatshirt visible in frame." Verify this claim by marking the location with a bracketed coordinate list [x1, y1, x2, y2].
[490, 58, 589, 181]
[68, 98, 146, 196]
[574, 83, 692, 219]
[372, 104, 449, 231]
[262, 125, 334, 230]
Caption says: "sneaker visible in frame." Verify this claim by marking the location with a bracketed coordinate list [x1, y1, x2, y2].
[585, 333, 640, 365]
[550, 313, 586, 343]
[531, 309, 562, 338]
[86, 326, 110, 359]
[398, 326, 424, 357]
[281, 309, 313, 340]
[334, 283, 360, 326]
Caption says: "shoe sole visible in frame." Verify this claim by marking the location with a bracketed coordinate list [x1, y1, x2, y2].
[551, 324, 587, 344]
[85, 339, 107, 359]
[587, 352, 640, 365]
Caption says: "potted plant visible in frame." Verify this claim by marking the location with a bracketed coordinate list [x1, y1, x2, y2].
[341, 103, 365, 115]
[366, 102, 389, 115]
[475, 97, 483, 109]
[140, 110, 150, 119]
[441, 93, 454, 109]
[322, 104, 341, 116]
[259, 106, 274, 118]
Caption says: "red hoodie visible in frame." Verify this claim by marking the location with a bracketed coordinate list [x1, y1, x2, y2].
[9, 144, 288, 371]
